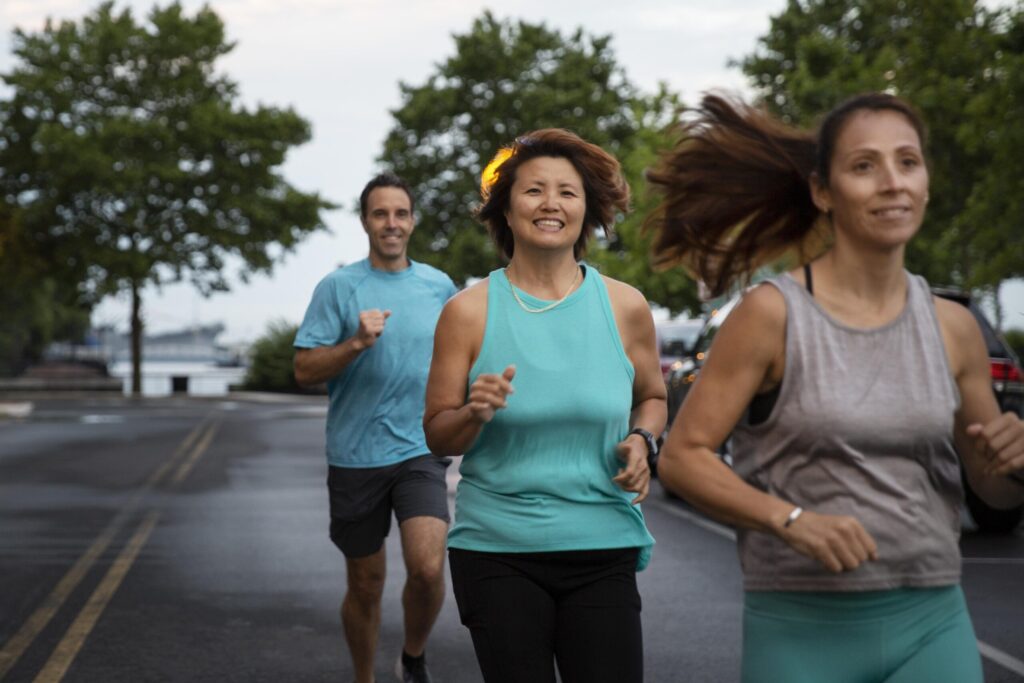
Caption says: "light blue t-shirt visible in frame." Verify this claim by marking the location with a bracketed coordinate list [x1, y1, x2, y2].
[294, 258, 456, 468]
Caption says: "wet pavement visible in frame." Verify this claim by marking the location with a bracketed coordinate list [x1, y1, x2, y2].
[0, 397, 1021, 682]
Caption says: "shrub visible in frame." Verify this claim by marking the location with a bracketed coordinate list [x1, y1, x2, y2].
[242, 320, 308, 393]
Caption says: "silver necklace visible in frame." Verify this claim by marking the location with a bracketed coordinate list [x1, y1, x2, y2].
[506, 264, 581, 314]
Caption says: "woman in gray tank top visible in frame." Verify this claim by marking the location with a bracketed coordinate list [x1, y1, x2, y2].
[647, 93, 1024, 683]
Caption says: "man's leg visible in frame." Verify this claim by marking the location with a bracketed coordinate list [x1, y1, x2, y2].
[391, 454, 451, 659]
[398, 515, 448, 656]
[342, 548, 387, 683]
[328, 463, 399, 683]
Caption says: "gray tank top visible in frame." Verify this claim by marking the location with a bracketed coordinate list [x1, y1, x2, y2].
[732, 272, 963, 591]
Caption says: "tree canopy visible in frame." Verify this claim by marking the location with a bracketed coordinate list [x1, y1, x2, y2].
[738, 0, 1024, 300]
[0, 201, 90, 376]
[0, 2, 333, 390]
[379, 12, 700, 315]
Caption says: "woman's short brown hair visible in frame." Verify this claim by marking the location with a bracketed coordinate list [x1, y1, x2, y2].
[476, 128, 630, 260]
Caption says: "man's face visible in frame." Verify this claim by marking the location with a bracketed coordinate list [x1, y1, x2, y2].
[362, 186, 414, 269]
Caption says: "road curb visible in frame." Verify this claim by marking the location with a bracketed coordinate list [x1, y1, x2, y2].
[0, 401, 34, 418]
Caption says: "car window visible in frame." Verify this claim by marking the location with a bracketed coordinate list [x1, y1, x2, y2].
[657, 321, 703, 355]
[968, 303, 1016, 360]
[933, 288, 1020, 362]
[694, 295, 741, 357]
[695, 324, 718, 356]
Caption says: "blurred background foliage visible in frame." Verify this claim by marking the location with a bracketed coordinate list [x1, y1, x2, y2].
[378, 2, 1024, 324]
[3, 1, 1024, 385]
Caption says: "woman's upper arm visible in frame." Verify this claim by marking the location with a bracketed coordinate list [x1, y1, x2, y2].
[934, 297, 1002, 432]
[424, 284, 487, 423]
[604, 278, 665, 404]
[668, 284, 786, 453]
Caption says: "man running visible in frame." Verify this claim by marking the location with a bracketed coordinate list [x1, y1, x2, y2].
[295, 173, 456, 683]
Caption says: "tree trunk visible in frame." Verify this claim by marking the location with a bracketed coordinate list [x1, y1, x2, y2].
[992, 282, 1004, 332]
[131, 280, 143, 396]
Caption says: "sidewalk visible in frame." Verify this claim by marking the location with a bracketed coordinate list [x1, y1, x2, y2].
[0, 390, 326, 420]
[0, 402, 33, 418]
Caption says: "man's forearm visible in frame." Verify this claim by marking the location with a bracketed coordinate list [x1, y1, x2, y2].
[294, 337, 367, 386]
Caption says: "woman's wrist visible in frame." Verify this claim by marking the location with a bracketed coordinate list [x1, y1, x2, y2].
[768, 501, 803, 535]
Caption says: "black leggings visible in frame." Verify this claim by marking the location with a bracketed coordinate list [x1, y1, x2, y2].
[448, 547, 643, 683]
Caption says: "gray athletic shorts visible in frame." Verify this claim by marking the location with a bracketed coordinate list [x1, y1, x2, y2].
[327, 454, 451, 558]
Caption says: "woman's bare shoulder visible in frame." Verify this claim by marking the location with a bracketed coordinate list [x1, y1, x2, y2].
[931, 294, 986, 372]
[709, 282, 788, 358]
[600, 273, 648, 311]
[932, 294, 979, 338]
[738, 281, 787, 324]
[442, 277, 488, 319]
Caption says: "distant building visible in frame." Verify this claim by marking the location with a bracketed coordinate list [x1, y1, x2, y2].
[43, 324, 249, 396]
[49, 324, 246, 367]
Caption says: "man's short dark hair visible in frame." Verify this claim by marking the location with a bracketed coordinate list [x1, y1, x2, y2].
[359, 173, 415, 219]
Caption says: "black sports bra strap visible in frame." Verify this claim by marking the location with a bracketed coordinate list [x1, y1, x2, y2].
[803, 263, 814, 297]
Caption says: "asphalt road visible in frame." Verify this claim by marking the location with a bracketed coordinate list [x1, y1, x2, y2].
[0, 397, 1021, 682]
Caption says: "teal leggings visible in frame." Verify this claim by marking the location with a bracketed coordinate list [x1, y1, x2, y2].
[742, 586, 982, 683]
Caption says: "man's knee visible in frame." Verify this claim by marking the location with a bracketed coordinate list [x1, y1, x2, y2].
[347, 581, 385, 611]
[346, 554, 387, 604]
[406, 555, 445, 588]
[400, 518, 447, 588]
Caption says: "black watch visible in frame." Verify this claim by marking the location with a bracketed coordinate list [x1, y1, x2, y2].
[628, 427, 659, 458]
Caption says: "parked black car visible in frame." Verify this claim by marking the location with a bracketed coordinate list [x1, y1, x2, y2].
[655, 318, 704, 381]
[663, 286, 1024, 533]
[931, 288, 1024, 418]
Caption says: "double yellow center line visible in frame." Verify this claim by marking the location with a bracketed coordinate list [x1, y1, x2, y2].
[0, 416, 221, 682]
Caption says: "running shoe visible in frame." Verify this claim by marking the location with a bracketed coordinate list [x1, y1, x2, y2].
[395, 652, 433, 683]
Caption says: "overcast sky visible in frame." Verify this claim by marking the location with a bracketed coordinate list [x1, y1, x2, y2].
[2, 0, 1022, 341]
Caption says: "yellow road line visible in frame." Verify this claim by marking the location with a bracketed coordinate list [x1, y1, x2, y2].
[170, 419, 220, 486]
[0, 526, 118, 681]
[145, 418, 210, 488]
[32, 512, 160, 683]
[0, 419, 207, 681]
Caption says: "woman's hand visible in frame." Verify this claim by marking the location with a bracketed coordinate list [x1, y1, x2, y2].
[778, 509, 878, 574]
[467, 365, 516, 423]
[613, 434, 651, 504]
[966, 412, 1024, 477]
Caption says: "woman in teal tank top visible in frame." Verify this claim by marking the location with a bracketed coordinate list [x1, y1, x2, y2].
[424, 129, 666, 683]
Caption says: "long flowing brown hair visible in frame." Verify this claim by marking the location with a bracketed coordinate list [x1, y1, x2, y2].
[645, 92, 926, 296]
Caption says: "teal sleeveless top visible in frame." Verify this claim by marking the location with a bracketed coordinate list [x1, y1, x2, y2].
[447, 264, 655, 570]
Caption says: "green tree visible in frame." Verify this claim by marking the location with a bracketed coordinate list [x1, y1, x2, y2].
[0, 2, 333, 393]
[1005, 328, 1024, 362]
[0, 202, 90, 376]
[242, 320, 307, 393]
[957, 7, 1024, 297]
[379, 12, 699, 315]
[737, 0, 1020, 293]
